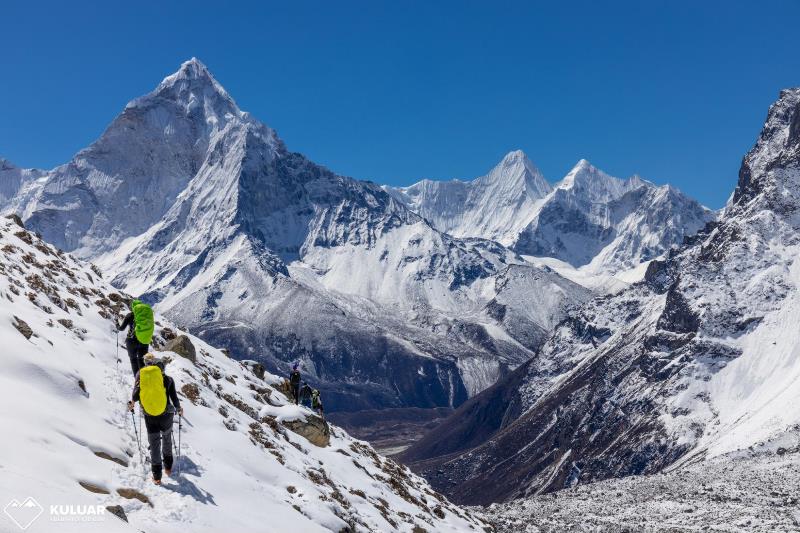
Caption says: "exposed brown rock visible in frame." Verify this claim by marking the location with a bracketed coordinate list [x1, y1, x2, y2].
[5, 213, 24, 228]
[79, 481, 109, 494]
[117, 488, 151, 506]
[181, 382, 201, 404]
[94, 451, 129, 467]
[12, 316, 32, 339]
[163, 334, 196, 363]
[283, 414, 331, 447]
[105, 505, 127, 522]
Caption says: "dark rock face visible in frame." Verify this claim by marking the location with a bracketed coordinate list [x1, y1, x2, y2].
[163, 334, 196, 363]
[282, 415, 330, 447]
[4, 213, 24, 228]
[399, 362, 529, 467]
[657, 284, 699, 334]
[241, 360, 265, 380]
[12, 316, 32, 339]
[105, 505, 127, 523]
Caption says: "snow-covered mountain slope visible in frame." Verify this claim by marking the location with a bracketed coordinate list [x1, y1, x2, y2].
[1, 59, 589, 413]
[0, 158, 46, 212]
[515, 160, 715, 273]
[0, 216, 488, 533]
[401, 87, 800, 505]
[386, 150, 552, 245]
[389, 156, 714, 275]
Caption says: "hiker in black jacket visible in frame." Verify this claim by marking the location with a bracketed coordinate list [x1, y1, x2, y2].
[128, 354, 183, 485]
[118, 303, 148, 375]
[299, 382, 313, 408]
[289, 363, 301, 404]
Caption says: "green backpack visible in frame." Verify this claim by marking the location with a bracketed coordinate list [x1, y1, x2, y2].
[131, 299, 154, 345]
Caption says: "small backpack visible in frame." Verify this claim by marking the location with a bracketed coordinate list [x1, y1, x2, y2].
[139, 365, 167, 416]
[131, 300, 155, 345]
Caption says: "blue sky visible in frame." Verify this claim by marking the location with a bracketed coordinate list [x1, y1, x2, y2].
[2, 1, 799, 208]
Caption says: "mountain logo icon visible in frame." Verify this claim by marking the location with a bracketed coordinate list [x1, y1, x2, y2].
[3, 497, 44, 530]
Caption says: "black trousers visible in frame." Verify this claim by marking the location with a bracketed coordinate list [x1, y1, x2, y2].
[126, 337, 148, 375]
[145, 411, 174, 480]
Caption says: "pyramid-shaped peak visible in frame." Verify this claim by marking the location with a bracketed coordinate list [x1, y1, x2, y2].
[126, 57, 243, 120]
[180, 57, 210, 77]
[158, 57, 223, 90]
[561, 159, 609, 185]
[484, 150, 551, 197]
[492, 150, 538, 173]
[501, 149, 529, 163]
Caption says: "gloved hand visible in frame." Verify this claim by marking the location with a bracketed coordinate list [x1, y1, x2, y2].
[127, 401, 135, 413]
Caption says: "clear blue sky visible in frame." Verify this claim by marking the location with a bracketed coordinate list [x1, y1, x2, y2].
[2, 1, 799, 208]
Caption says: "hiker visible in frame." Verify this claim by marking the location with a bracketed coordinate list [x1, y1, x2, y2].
[311, 388, 324, 417]
[299, 381, 313, 408]
[118, 299, 155, 375]
[289, 363, 301, 404]
[128, 353, 183, 485]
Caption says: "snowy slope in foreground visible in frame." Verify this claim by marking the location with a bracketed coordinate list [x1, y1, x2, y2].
[0, 217, 487, 533]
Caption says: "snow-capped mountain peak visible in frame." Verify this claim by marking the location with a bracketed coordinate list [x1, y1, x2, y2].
[385, 150, 552, 245]
[128, 57, 244, 129]
[557, 158, 647, 202]
[483, 149, 552, 198]
[731, 86, 800, 210]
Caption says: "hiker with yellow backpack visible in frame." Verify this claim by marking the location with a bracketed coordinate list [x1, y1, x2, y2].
[128, 353, 183, 485]
[118, 299, 155, 375]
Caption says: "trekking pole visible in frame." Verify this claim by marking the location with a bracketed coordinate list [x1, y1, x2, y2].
[131, 409, 146, 476]
[176, 414, 183, 476]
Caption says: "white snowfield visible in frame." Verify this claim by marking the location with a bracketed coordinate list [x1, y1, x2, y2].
[0, 218, 488, 533]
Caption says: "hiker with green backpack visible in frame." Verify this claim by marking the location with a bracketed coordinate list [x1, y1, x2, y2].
[128, 353, 183, 485]
[118, 299, 155, 375]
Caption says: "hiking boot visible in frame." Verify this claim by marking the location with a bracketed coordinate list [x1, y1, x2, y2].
[153, 478, 161, 486]
[165, 468, 172, 477]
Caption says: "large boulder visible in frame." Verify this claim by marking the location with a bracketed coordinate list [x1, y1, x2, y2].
[162, 334, 196, 363]
[5, 213, 24, 228]
[283, 415, 330, 447]
[241, 360, 265, 380]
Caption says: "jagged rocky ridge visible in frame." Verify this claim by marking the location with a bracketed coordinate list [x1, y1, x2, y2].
[401, 87, 800, 505]
[389, 153, 714, 274]
[0, 215, 489, 532]
[0, 59, 593, 412]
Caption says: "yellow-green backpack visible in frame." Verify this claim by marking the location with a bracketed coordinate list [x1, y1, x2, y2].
[139, 365, 167, 416]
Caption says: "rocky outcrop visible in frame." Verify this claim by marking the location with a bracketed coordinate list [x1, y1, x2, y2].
[162, 334, 196, 363]
[4, 213, 24, 228]
[12, 316, 32, 339]
[105, 505, 127, 523]
[283, 415, 331, 447]
[241, 360, 265, 380]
